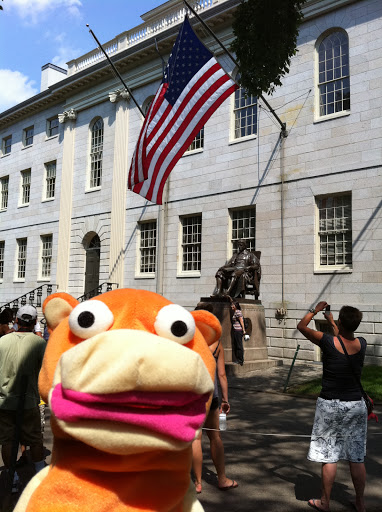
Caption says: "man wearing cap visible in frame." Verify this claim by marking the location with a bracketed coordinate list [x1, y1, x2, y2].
[0, 305, 46, 491]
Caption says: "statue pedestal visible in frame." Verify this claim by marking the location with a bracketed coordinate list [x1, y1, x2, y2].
[200, 298, 281, 376]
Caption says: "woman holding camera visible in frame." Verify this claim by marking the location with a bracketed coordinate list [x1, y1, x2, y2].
[297, 302, 367, 512]
[230, 301, 247, 366]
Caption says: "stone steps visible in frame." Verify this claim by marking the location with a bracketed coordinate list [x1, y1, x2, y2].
[225, 358, 282, 377]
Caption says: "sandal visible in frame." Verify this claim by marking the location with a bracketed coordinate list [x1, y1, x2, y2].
[218, 479, 238, 491]
[308, 498, 330, 512]
[194, 481, 202, 494]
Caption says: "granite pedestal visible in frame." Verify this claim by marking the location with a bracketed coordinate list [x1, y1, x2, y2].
[199, 298, 281, 376]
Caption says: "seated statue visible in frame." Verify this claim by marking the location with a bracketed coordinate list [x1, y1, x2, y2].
[212, 239, 261, 299]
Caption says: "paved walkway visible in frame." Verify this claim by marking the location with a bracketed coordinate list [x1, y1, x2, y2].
[1, 363, 381, 512]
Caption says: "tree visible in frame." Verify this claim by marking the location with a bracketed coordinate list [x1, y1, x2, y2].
[231, 0, 306, 97]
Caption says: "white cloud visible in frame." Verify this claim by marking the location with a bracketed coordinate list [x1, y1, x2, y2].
[0, 70, 38, 112]
[10, 0, 82, 23]
[50, 33, 83, 70]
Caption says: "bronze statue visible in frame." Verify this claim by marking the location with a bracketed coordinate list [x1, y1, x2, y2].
[212, 240, 261, 299]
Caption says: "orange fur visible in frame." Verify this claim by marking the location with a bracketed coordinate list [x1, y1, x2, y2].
[21, 289, 221, 512]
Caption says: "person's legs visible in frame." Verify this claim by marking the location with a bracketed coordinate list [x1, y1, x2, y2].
[309, 463, 337, 511]
[1, 443, 12, 468]
[349, 462, 366, 512]
[22, 407, 45, 473]
[232, 330, 244, 365]
[192, 431, 203, 493]
[321, 462, 337, 509]
[205, 408, 237, 489]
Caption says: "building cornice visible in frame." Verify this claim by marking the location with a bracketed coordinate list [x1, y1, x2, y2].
[0, 0, 361, 128]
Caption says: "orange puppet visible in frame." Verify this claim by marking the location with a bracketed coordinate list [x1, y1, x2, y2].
[15, 289, 221, 512]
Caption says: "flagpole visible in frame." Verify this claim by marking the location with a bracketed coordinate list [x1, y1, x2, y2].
[86, 25, 145, 118]
[182, 0, 287, 136]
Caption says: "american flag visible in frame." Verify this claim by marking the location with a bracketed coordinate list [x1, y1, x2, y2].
[128, 16, 238, 205]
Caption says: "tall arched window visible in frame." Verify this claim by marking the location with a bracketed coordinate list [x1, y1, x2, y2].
[233, 81, 257, 140]
[90, 118, 104, 188]
[317, 30, 350, 117]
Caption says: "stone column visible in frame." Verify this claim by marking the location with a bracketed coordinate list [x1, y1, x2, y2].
[56, 109, 77, 292]
[108, 90, 130, 286]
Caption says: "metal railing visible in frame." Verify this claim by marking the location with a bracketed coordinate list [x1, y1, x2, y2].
[0, 284, 57, 314]
[67, 0, 222, 75]
[77, 282, 119, 303]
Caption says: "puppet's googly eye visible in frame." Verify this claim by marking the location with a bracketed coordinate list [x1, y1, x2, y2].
[69, 300, 114, 339]
[154, 304, 195, 344]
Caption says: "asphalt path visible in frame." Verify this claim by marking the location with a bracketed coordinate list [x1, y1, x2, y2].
[1, 365, 381, 512]
[197, 386, 382, 512]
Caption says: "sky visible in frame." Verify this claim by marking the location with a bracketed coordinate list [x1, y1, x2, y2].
[0, 0, 164, 113]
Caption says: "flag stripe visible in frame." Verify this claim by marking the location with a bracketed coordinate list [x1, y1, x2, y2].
[137, 78, 236, 203]
[128, 16, 239, 204]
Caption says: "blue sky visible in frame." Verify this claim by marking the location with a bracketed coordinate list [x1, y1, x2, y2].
[0, 0, 163, 112]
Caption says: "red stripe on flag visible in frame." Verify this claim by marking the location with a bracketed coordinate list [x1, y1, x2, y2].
[144, 80, 237, 203]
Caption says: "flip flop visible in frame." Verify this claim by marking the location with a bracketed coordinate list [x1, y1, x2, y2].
[308, 498, 330, 512]
[218, 480, 238, 491]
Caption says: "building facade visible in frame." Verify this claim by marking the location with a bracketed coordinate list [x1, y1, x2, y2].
[1, 0, 381, 364]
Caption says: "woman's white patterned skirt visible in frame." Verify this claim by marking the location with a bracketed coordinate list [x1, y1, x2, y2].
[308, 397, 367, 463]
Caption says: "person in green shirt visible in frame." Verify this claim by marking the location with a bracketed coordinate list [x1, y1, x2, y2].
[0, 305, 46, 491]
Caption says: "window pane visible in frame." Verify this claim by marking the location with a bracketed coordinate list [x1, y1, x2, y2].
[90, 119, 103, 188]
[234, 86, 257, 139]
[318, 31, 350, 117]
[17, 239, 27, 279]
[139, 221, 157, 273]
[182, 216, 202, 271]
[231, 208, 256, 252]
[318, 194, 352, 267]
[41, 235, 53, 278]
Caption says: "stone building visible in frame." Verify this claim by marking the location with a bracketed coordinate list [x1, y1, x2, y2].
[1, 0, 381, 364]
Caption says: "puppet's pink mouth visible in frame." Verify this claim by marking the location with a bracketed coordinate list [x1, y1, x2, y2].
[51, 384, 210, 442]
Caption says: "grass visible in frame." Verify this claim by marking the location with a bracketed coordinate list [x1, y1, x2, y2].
[288, 365, 382, 401]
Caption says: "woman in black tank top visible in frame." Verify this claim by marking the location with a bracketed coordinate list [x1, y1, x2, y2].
[297, 302, 367, 512]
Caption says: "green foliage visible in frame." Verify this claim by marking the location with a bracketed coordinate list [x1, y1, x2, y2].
[231, 0, 306, 97]
[288, 366, 382, 401]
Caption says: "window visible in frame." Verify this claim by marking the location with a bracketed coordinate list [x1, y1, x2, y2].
[40, 235, 53, 279]
[47, 117, 59, 137]
[23, 126, 34, 146]
[180, 215, 202, 273]
[233, 85, 257, 139]
[186, 127, 204, 152]
[316, 194, 352, 269]
[16, 238, 27, 279]
[90, 118, 103, 188]
[0, 176, 9, 210]
[317, 30, 350, 118]
[138, 221, 157, 275]
[2, 135, 12, 155]
[230, 207, 256, 253]
[20, 169, 31, 205]
[0, 241, 4, 280]
[44, 161, 56, 200]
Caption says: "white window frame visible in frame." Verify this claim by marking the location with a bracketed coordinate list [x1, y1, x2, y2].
[2, 135, 12, 156]
[178, 214, 202, 277]
[15, 238, 27, 281]
[314, 29, 350, 123]
[0, 176, 9, 210]
[20, 169, 31, 206]
[0, 241, 4, 281]
[23, 126, 34, 147]
[135, 221, 157, 278]
[88, 117, 104, 190]
[315, 193, 352, 273]
[39, 234, 53, 280]
[228, 207, 256, 258]
[46, 117, 59, 138]
[185, 127, 204, 154]
[43, 161, 56, 201]
[230, 79, 258, 144]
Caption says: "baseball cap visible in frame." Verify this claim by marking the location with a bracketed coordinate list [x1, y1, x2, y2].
[16, 305, 38, 324]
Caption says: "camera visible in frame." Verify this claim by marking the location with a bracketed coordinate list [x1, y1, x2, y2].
[324, 305, 331, 314]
